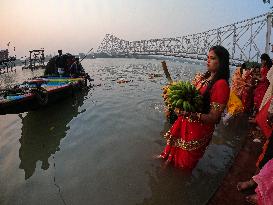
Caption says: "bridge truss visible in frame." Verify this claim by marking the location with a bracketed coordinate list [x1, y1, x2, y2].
[98, 12, 272, 64]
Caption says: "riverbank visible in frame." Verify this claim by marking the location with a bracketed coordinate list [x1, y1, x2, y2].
[208, 126, 264, 204]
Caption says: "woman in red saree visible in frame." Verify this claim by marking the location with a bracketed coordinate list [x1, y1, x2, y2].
[253, 53, 272, 112]
[158, 45, 230, 170]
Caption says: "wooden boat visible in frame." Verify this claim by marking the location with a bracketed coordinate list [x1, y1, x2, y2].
[0, 76, 87, 115]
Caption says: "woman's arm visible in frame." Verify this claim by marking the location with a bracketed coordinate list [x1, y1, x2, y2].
[196, 79, 229, 124]
[175, 105, 225, 124]
[199, 105, 225, 124]
[190, 103, 225, 124]
[176, 79, 229, 124]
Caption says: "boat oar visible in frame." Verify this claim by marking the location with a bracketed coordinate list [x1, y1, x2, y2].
[77, 48, 94, 83]
[80, 48, 93, 63]
[161, 61, 173, 84]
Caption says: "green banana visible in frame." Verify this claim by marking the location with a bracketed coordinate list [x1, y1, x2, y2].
[162, 80, 204, 113]
[176, 99, 183, 108]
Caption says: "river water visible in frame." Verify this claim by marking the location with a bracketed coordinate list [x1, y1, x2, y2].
[0, 58, 248, 205]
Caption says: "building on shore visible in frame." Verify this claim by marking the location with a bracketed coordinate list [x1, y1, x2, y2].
[0, 49, 9, 61]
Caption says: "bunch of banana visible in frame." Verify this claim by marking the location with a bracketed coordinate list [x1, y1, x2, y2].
[163, 81, 203, 112]
[162, 82, 175, 102]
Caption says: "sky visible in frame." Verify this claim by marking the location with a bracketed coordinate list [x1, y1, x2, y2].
[0, 0, 272, 58]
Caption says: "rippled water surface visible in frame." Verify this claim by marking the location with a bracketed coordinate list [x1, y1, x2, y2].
[0, 58, 246, 205]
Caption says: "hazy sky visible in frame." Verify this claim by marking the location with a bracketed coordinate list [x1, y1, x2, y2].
[0, 0, 272, 57]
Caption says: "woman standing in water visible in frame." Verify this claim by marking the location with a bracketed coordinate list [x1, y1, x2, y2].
[158, 45, 230, 170]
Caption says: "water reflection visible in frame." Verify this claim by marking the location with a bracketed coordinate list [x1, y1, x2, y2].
[0, 72, 17, 89]
[18, 90, 89, 179]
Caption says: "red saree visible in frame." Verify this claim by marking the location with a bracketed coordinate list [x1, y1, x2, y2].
[160, 79, 230, 170]
[254, 67, 270, 111]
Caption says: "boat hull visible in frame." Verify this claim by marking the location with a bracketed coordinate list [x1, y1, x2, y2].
[0, 77, 87, 115]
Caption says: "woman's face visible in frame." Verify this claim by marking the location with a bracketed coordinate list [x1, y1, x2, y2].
[207, 50, 220, 73]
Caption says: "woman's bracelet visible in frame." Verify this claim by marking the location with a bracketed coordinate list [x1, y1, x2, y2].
[188, 112, 202, 122]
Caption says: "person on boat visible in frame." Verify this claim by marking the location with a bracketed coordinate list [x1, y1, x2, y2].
[253, 54, 272, 113]
[237, 97, 273, 204]
[69, 57, 94, 83]
[55, 50, 67, 76]
[157, 45, 230, 170]
[70, 57, 85, 77]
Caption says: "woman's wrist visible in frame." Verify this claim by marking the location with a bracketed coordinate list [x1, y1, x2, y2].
[188, 112, 202, 122]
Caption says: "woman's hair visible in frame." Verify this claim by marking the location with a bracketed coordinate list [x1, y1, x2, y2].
[261, 53, 272, 69]
[240, 63, 246, 75]
[241, 63, 246, 69]
[202, 45, 230, 113]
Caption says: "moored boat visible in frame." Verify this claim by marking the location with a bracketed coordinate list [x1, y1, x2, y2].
[0, 76, 87, 115]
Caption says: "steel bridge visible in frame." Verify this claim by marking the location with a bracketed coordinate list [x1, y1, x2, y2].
[98, 12, 272, 64]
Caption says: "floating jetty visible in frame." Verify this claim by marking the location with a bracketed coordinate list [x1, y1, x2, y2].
[22, 49, 45, 70]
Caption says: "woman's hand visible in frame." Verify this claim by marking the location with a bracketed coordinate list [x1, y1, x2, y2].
[174, 108, 190, 117]
[189, 112, 202, 121]
[163, 107, 171, 118]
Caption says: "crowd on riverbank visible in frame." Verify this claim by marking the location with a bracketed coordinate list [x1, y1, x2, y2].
[221, 54, 273, 205]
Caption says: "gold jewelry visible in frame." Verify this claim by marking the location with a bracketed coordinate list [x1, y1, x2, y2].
[165, 134, 211, 151]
